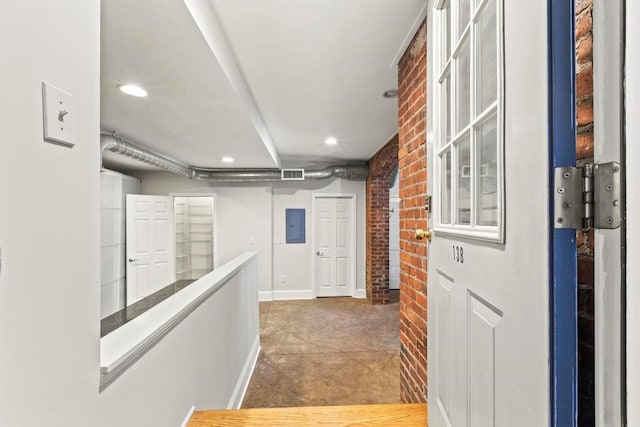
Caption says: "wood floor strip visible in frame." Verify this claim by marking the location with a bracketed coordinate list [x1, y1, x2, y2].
[187, 403, 427, 427]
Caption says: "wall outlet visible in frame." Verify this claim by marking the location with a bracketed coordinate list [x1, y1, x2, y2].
[248, 237, 255, 245]
[280, 274, 286, 283]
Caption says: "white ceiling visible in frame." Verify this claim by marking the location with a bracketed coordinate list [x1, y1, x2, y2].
[101, 0, 426, 171]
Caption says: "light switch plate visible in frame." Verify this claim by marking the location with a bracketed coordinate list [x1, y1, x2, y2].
[42, 82, 75, 148]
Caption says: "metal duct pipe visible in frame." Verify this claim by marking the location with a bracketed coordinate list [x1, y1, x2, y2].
[305, 165, 370, 180]
[100, 133, 196, 179]
[100, 133, 369, 181]
[193, 169, 282, 182]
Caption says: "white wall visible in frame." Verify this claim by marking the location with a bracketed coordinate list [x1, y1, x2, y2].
[0, 0, 102, 425]
[0, 3, 260, 426]
[101, 170, 140, 318]
[131, 171, 367, 300]
[100, 254, 260, 424]
[272, 179, 366, 299]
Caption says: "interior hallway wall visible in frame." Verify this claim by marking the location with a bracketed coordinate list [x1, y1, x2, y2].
[397, 22, 428, 404]
[133, 171, 366, 299]
[272, 178, 366, 300]
[0, 0, 102, 424]
[133, 171, 273, 294]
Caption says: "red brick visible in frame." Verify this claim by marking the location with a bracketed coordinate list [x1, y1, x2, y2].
[577, 98, 594, 127]
[398, 21, 428, 404]
[577, 36, 592, 64]
[576, 66, 593, 100]
[366, 135, 398, 304]
[576, 130, 594, 159]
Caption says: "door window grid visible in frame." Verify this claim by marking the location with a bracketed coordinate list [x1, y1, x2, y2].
[434, 0, 503, 242]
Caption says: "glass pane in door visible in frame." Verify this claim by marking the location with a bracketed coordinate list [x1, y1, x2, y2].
[476, 116, 498, 226]
[457, 135, 471, 224]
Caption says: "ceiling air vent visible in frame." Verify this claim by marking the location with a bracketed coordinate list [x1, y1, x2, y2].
[281, 169, 305, 181]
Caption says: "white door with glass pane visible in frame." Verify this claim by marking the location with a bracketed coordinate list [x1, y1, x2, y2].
[427, 0, 550, 425]
[126, 195, 175, 305]
[313, 195, 355, 297]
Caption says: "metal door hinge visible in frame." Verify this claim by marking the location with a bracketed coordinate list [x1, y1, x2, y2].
[425, 195, 432, 213]
[554, 162, 622, 229]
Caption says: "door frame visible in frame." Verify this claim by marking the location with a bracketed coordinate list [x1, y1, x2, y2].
[591, 0, 627, 424]
[170, 193, 218, 271]
[310, 193, 357, 297]
[625, 1, 637, 424]
[548, 0, 580, 425]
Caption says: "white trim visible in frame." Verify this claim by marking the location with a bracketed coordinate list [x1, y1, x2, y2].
[390, 3, 428, 67]
[170, 193, 218, 270]
[431, 0, 505, 243]
[258, 290, 274, 301]
[626, 1, 639, 422]
[353, 289, 367, 299]
[592, 0, 625, 424]
[100, 252, 257, 390]
[227, 336, 261, 409]
[272, 290, 314, 300]
[311, 193, 358, 298]
[180, 406, 196, 427]
[183, 0, 281, 168]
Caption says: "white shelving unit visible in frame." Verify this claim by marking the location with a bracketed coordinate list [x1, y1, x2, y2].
[175, 197, 214, 280]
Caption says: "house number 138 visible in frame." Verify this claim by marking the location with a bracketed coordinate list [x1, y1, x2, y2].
[453, 245, 464, 264]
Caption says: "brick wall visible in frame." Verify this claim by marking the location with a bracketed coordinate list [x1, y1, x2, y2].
[397, 22, 427, 404]
[366, 135, 399, 304]
[576, 0, 595, 425]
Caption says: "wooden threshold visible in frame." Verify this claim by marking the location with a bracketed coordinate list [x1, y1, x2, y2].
[187, 403, 427, 427]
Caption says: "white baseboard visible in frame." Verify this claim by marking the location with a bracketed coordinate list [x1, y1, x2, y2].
[180, 405, 196, 427]
[272, 290, 315, 300]
[227, 335, 261, 409]
[259, 291, 273, 301]
[353, 289, 367, 299]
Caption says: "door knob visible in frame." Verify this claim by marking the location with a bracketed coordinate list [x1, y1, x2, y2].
[128, 257, 138, 263]
[415, 229, 433, 241]
[316, 251, 324, 256]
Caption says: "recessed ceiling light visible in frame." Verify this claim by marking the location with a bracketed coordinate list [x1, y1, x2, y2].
[325, 137, 338, 146]
[119, 84, 148, 97]
[383, 89, 398, 98]
[221, 156, 235, 163]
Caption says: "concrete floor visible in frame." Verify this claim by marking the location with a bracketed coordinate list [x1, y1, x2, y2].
[241, 291, 401, 408]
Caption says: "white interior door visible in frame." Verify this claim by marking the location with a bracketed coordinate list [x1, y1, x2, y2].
[126, 195, 175, 305]
[313, 195, 355, 297]
[389, 197, 400, 290]
[427, 0, 550, 425]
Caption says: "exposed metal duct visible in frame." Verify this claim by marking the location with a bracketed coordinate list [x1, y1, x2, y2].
[100, 133, 369, 182]
[100, 133, 195, 179]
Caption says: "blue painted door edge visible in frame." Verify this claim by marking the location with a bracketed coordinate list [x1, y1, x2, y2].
[548, 0, 578, 426]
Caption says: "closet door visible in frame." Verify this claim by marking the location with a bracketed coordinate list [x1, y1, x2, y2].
[126, 195, 175, 304]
